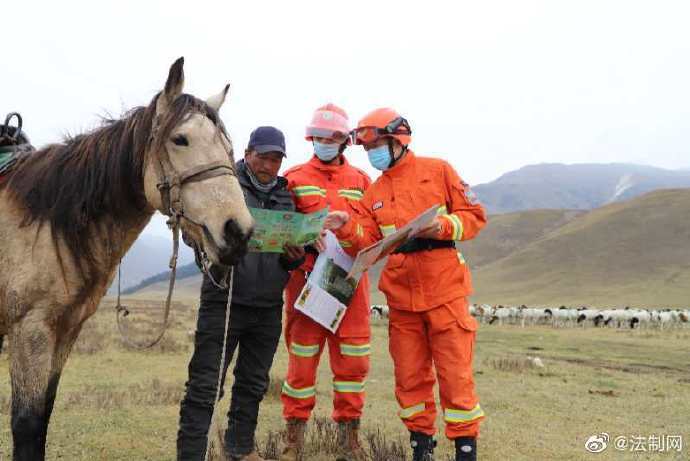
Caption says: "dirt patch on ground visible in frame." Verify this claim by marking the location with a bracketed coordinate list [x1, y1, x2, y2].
[543, 355, 690, 377]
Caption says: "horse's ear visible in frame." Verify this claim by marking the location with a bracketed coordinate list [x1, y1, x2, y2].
[206, 84, 230, 112]
[156, 57, 185, 116]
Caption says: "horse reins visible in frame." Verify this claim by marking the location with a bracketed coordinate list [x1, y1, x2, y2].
[115, 113, 236, 349]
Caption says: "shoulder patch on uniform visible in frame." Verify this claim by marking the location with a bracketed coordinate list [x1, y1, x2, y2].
[372, 201, 384, 211]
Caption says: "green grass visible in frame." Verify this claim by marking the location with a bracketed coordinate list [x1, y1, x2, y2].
[1, 300, 689, 460]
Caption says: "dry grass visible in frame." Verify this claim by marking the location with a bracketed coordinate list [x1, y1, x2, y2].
[265, 373, 284, 402]
[205, 416, 414, 461]
[61, 378, 183, 410]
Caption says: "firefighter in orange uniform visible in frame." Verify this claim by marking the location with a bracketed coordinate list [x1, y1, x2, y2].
[279, 104, 372, 461]
[324, 108, 487, 461]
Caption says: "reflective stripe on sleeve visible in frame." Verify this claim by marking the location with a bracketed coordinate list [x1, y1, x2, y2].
[379, 224, 396, 237]
[441, 214, 463, 240]
[293, 185, 327, 198]
[356, 223, 365, 237]
[338, 189, 364, 201]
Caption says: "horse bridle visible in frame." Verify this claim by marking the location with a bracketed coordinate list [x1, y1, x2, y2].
[115, 113, 237, 349]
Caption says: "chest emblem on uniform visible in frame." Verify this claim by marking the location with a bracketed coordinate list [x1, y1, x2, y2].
[372, 201, 384, 211]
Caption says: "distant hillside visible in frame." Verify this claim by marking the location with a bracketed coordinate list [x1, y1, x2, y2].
[472, 189, 690, 307]
[122, 262, 200, 295]
[107, 234, 195, 293]
[364, 210, 583, 302]
[459, 209, 583, 270]
[473, 163, 690, 214]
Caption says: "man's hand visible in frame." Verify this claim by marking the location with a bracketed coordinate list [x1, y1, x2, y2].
[413, 217, 443, 239]
[283, 243, 306, 261]
[323, 211, 350, 231]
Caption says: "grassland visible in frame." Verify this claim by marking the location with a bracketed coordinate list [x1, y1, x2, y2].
[1, 298, 689, 460]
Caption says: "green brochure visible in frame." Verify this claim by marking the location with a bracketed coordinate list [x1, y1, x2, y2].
[248, 207, 328, 253]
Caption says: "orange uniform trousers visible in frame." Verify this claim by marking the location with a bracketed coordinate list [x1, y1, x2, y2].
[389, 297, 484, 439]
[281, 312, 370, 422]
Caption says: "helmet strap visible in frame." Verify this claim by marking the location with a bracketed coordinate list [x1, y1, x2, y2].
[387, 138, 407, 169]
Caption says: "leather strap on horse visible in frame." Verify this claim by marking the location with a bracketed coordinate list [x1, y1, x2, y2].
[114, 113, 236, 349]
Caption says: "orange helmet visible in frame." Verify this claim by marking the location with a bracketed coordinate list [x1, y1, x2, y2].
[305, 103, 351, 144]
[352, 108, 412, 146]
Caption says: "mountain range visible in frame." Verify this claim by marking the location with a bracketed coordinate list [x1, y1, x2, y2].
[108, 234, 195, 293]
[473, 163, 690, 214]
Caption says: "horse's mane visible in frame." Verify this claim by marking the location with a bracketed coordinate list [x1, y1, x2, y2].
[3, 93, 225, 282]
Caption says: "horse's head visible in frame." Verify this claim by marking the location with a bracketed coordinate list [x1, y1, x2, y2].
[143, 58, 253, 266]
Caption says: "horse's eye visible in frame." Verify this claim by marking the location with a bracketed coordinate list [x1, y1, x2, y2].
[172, 134, 189, 147]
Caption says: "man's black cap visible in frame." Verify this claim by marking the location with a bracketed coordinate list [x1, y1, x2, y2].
[248, 126, 286, 157]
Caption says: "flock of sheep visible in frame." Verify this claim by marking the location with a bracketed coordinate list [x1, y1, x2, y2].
[370, 304, 690, 329]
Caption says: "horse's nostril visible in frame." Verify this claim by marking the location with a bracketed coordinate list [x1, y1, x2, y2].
[223, 219, 242, 243]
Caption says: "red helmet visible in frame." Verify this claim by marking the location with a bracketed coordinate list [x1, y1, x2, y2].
[305, 103, 351, 144]
[352, 108, 412, 146]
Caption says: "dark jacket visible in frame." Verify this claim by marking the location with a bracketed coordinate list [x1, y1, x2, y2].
[200, 160, 301, 307]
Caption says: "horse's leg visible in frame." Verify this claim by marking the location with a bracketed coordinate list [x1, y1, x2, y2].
[0, 334, 4, 355]
[10, 312, 83, 461]
[9, 316, 56, 461]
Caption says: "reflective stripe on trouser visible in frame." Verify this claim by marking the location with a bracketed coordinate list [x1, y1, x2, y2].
[282, 312, 370, 422]
[388, 297, 483, 438]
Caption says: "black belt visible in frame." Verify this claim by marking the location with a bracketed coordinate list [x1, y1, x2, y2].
[393, 238, 456, 254]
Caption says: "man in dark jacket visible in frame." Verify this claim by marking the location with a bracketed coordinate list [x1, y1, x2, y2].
[177, 126, 305, 461]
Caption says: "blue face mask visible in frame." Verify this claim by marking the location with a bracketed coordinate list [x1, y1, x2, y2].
[313, 141, 340, 162]
[367, 145, 392, 171]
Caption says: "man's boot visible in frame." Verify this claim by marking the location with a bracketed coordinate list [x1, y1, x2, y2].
[335, 420, 369, 461]
[454, 437, 476, 461]
[410, 432, 436, 461]
[279, 419, 306, 461]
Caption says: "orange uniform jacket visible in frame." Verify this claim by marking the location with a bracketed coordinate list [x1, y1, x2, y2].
[334, 151, 487, 311]
[284, 155, 372, 337]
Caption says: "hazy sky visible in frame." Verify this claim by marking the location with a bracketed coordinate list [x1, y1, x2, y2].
[4, 1, 689, 237]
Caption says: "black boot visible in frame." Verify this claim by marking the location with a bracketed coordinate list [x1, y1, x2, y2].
[410, 432, 435, 461]
[455, 437, 477, 461]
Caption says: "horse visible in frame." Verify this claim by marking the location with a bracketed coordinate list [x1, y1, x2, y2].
[0, 57, 254, 460]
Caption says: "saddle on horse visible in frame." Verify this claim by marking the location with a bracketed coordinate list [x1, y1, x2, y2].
[0, 112, 35, 178]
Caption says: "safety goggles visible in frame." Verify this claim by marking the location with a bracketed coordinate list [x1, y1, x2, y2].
[351, 117, 412, 145]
